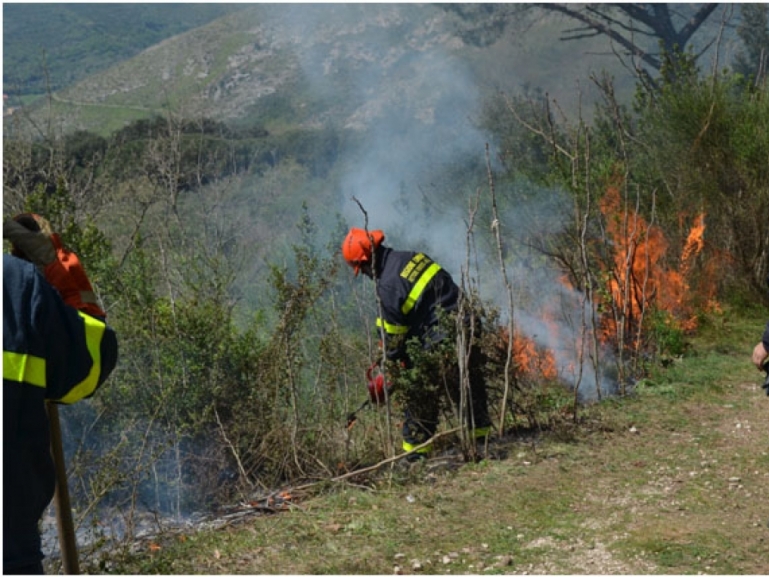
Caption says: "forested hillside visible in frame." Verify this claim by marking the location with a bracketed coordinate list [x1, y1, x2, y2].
[3, 3, 244, 97]
[3, 3, 769, 572]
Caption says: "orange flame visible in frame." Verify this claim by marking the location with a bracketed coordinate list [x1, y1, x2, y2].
[496, 328, 558, 381]
[598, 184, 714, 342]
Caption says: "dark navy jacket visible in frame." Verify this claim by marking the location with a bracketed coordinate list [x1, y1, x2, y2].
[373, 246, 459, 360]
[3, 254, 118, 572]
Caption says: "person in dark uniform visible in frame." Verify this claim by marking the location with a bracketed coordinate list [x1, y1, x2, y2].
[3, 215, 118, 574]
[342, 227, 490, 460]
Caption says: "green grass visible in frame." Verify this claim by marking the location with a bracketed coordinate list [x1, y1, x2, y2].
[62, 313, 769, 574]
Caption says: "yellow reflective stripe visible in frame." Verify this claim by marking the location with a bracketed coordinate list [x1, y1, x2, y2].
[376, 317, 409, 335]
[401, 262, 441, 315]
[402, 441, 432, 454]
[473, 426, 491, 438]
[58, 312, 106, 404]
[3, 351, 47, 388]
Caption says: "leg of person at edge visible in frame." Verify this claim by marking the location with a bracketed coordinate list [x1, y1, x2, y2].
[3, 214, 118, 574]
[752, 320, 769, 369]
[750, 276, 769, 528]
[751, 275, 769, 375]
[342, 227, 491, 461]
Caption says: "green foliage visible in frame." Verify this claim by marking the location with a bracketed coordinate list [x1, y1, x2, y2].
[63, 130, 108, 169]
[108, 115, 271, 191]
[266, 127, 346, 178]
[395, 332, 454, 423]
[483, 39, 769, 370]
[634, 65, 769, 292]
[478, 89, 559, 185]
[646, 309, 687, 357]
[734, 4, 769, 84]
[77, 226, 277, 512]
[9, 114, 348, 204]
[75, 198, 375, 514]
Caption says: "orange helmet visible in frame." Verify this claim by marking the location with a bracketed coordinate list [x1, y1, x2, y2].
[341, 228, 384, 276]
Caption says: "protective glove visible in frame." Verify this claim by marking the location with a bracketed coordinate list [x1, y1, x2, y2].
[366, 362, 394, 404]
[4, 213, 106, 318]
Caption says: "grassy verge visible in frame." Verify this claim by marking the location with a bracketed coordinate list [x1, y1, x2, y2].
[91, 313, 769, 574]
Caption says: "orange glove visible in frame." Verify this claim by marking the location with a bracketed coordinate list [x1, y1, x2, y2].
[366, 362, 394, 405]
[4, 213, 106, 318]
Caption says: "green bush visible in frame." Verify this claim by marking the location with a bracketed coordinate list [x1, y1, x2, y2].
[647, 309, 687, 357]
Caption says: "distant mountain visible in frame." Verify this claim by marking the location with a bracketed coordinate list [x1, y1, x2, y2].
[6, 4, 742, 138]
[6, 4, 632, 136]
[3, 3, 245, 96]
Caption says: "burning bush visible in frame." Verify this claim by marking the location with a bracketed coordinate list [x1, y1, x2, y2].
[595, 183, 720, 358]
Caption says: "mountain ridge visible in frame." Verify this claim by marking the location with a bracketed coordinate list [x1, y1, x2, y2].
[14, 4, 646, 136]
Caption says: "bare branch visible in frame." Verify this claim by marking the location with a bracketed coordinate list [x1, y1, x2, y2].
[539, 3, 661, 70]
[679, 3, 720, 45]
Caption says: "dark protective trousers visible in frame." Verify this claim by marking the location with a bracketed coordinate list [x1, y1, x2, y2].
[401, 332, 491, 452]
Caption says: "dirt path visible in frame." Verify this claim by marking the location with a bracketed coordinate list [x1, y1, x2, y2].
[494, 377, 769, 574]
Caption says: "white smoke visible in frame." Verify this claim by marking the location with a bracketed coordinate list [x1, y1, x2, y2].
[274, 4, 617, 399]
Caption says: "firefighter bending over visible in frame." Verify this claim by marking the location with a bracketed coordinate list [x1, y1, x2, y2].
[342, 227, 491, 461]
